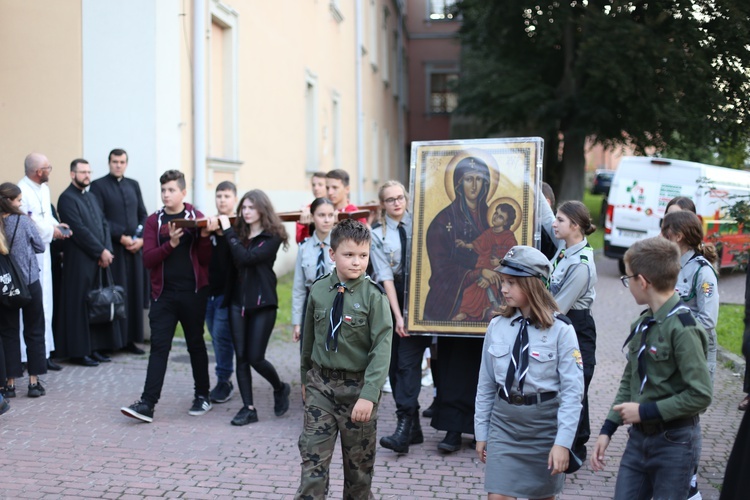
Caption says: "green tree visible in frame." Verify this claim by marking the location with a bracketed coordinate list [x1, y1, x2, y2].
[455, 0, 750, 202]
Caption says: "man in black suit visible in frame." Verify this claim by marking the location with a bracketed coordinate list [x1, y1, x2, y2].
[91, 149, 148, 355]
[57, 159, 118, 366]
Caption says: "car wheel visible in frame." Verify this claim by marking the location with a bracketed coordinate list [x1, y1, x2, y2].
[618, 258, 626, 275]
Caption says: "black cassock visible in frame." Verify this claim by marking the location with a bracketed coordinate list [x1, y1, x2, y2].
[56, 184, 122, 357]
[430, 336, 483, 434]
[721, 408, 750, 500]
[90, 174, 147, 345]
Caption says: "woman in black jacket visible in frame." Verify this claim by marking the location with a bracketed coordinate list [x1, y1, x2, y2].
[219, 189, 290, 426]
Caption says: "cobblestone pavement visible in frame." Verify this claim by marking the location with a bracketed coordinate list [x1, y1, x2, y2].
[0, 255, 745, 499]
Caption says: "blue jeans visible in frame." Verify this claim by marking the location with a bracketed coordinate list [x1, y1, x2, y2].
[205, 294, 234, 384]
[614, 422, 701, 500]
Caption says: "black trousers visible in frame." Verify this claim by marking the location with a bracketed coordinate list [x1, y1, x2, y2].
[141, 288, 210, 406]
[230, 304, 281, 407]
[743, 323, 750, 394]
[566, 308, 597, 453]
[392, 334, 432, 418]
[0, 280, 46, 381]
[385, 276, 431, 418]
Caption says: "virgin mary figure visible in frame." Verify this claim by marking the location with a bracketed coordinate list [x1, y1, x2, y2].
[423, 156, 491, 321]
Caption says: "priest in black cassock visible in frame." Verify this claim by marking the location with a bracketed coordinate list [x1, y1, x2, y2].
[90, 149, 148, 354]
[56, 158, 120, 366]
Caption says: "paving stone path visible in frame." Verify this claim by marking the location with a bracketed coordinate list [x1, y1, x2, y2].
[0, 255, 745, 499]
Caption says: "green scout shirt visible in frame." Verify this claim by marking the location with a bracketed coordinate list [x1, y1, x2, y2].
[605, 293, 712, 430]
[300, 271, 393, 403]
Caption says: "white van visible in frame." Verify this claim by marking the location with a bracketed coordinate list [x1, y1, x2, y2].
[604, 156, 750, 273]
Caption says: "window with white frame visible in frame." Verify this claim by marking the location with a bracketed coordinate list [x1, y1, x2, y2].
[332, 92, 342, 169]
[426, 63, 459, 114]
[428, 0, 459, 20]
[384, 130, 390, 179]
[391, 30, 399, 97]
[305, 70, 319, 172]
[207, 0, 240, 178]
[381, 7, 389, 85]
[371, 121, 379, 185]
[369, 0, 378, 70]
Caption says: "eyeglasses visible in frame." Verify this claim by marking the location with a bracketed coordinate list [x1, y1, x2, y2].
[40, 166, 53, 171]
[620, 275, 637, 288]
[384, 195, 405, 205]
[620, 274, 650, 288]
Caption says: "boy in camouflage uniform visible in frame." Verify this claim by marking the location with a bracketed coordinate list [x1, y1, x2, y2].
[296, 220, 392, 499]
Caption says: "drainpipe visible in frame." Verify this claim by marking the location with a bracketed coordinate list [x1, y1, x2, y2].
[355, 0, 364, 204]
[396, 1, 405, 182]
[192, 0, 207, 211]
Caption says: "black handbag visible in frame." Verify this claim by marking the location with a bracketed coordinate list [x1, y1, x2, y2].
[87, 267, 127, 324]
[0, 217, 32, 308]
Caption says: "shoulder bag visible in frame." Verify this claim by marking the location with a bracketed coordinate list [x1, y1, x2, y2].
[0, 216, 32, 308]
[87, 267, 127, 324]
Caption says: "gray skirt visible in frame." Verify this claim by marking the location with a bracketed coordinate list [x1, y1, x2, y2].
[485, 394, 564, 498]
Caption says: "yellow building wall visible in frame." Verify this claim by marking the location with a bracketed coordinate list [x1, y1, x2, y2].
[0, 0, 83, 198]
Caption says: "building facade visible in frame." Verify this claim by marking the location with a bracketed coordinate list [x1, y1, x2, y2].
[0, 0, 409, 270]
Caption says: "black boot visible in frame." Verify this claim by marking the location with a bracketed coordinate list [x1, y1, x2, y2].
[410, 412, 424, 444]
[422, 398, 437, 418]
[380, 415, 413, 453]
[438, 431, 462, 453]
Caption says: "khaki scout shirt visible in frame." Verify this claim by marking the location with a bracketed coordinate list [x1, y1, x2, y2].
[606, 293, 712, 426]
[300, 271, 393, 403]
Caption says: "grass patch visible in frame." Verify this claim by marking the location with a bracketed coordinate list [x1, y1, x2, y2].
[571, 192, 605, 251]
[717, 303, 745, 357]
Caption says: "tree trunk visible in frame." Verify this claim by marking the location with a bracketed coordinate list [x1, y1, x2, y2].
[557, 130, 586, 203]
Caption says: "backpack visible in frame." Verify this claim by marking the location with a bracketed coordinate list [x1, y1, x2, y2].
[0, 217, 32, 308]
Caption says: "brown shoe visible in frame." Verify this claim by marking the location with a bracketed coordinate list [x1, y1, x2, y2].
[739, 395, 750, 411]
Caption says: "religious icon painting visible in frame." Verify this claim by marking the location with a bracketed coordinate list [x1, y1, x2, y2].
[404, 138, 544, 336]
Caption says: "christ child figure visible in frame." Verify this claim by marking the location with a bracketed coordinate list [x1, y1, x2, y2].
[452, 203, 519, 321]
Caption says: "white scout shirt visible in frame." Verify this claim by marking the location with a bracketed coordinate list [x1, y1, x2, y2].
[291, 231, 333, 326]
[370, 211, 412, 283]
[540, 198, 597, 313]
[474, 313, 584, 448]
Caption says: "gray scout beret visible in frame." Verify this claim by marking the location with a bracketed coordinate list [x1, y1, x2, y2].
[497, 245, 552, 282]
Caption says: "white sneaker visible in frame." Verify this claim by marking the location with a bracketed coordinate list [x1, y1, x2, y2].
[382, 377, 392, 393]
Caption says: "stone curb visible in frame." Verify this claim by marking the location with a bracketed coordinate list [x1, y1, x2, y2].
[718, 345, 746, 373]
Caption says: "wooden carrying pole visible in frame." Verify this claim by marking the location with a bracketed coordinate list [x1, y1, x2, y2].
[172, 209, 373, 228]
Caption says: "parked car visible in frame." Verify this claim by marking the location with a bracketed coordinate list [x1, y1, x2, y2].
[591, 169, 615, 195]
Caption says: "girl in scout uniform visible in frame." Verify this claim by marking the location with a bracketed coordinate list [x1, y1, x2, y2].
[371, 180, 432, 453]
[475, 245, 583, 499]
[661, 209, 719, 500]
[661, 210, 719, 381]
[540, 199, 597, 467]
[292, 197, 336, 344]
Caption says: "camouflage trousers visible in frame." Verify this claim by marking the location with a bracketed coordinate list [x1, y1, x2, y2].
[295, 367, 379, 500]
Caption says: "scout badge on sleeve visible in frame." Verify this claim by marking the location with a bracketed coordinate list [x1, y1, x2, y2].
[701, 281, 714, 298]
[572, 349, 583, 371]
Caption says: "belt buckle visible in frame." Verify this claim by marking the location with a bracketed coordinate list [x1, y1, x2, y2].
[511, 395, 525, 405]
[329, 370, 341, 380]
